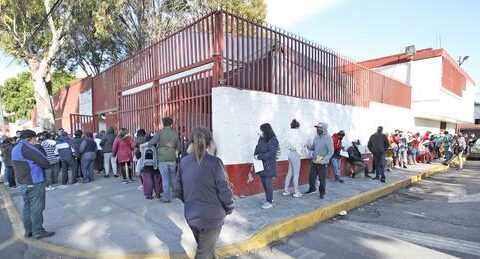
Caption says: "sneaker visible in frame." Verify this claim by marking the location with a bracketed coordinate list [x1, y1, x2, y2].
[45, 186, 55, 191]
[104, 174, 110, 178]
[122, 180, 128, 184]
[33, 231, 55, 240]
[372, 176, 380, 180]
[24, 232, 32, 238]
[137, 185, 143, 191]
[403, 165, 407, 169]
[114, 174, 119, 178]
[282, 191, 291, 196]
[128, 179, 133, 183]
[336, 178, 345, 183]
[293, 192, 302, 198]
[319, 194, 325, 200]
[261, 202, 273, 209]
[73, 182, 81, 185]
[159, 198, 171, 203]
[146, 196, 153, 200]
[380, 178, 386, 183]
[156, 193, 162, 199]
[304, 189, 316, 195]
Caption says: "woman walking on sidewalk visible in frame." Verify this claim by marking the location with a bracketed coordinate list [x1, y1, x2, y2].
[254, 123, 280, 209]
[282, 119, 303, 198]
[174, 128, 234, 259]
[112, 128, 134, 184]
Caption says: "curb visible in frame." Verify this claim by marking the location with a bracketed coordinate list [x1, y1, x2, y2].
[1, 158, 460, 258]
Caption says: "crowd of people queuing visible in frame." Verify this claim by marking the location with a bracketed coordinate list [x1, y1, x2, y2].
[1, 117, 477, 258]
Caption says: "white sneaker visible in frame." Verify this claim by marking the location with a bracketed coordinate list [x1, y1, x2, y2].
[282, 191, 291, 196]
[137, 185, 143, 191]
[45, 186, 56, 191]
[261, 202, 273, 209]
[293, 192, 303, 198]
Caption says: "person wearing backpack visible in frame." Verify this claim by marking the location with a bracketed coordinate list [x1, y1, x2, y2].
[254, 123, 279, 209]
[140, 117, 180, 203]
[55, 132, 79, 185]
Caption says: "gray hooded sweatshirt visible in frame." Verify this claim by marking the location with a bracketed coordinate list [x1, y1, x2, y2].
[307, 122, 334, 163]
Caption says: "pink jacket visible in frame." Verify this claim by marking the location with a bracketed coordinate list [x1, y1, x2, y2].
[112, 136, 133, 163]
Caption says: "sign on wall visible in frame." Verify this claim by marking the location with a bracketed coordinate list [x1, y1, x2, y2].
[79, 89, 93, 116]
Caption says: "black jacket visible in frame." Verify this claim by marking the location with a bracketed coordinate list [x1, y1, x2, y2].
[368, 133, 389, 155]
[347, 145, 363, 163]
[100, 128, 116, 153]
[1, 141, 14, 167]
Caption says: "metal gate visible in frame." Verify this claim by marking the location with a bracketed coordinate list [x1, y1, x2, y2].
[70, 114, 97, 135]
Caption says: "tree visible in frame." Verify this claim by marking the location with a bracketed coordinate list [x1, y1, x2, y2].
[1, 71, 75, 121]
[0, 0, 75, 130]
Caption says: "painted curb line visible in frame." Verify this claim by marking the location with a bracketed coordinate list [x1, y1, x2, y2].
[1, 158, 460, 258]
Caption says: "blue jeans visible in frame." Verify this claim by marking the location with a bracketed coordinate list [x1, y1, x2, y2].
[158, 161, 176, 200]
[260, 175, 273, 203]
[331, 157, 342, 179]
[81, 158, 95, 182]
[61, 157, 79, 184]
[21, 182, 46, 236]
[373, 154, 385, 179]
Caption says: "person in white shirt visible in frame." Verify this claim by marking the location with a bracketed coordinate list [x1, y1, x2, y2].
[282, 119, 303, 198]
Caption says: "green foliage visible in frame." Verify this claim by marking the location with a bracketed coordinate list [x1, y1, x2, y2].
[1, 71, 75, 121]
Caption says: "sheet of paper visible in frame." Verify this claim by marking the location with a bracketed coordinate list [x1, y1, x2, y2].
[340, 150, 349, 157]
[253, 158, 264, 173]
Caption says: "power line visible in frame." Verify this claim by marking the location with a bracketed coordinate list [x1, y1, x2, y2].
[4, 0, 64, 69]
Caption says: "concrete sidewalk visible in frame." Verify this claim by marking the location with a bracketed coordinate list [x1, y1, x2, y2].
[2, 162, 451, 258]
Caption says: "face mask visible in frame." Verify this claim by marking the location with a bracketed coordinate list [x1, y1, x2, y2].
[317, 129, 324, 135]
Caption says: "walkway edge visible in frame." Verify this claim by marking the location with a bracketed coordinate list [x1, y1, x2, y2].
[0, 159, 459, 258]
[216, 160, 457, 257]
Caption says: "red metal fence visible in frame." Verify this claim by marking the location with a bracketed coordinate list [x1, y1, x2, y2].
[87, 10, 411, 136]
[70, 114, 97, 135]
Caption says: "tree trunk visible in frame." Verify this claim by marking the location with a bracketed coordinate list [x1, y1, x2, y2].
[32, 71, 55, 131]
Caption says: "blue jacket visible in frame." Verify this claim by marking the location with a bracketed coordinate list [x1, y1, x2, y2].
[56, 135, 76, 160]
[174, 154, 234, 229]
[12, 140, 50, 185]
[254, 137, 279, 177]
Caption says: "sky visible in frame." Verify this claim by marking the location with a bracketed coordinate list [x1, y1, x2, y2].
[1, 0, 479, 86]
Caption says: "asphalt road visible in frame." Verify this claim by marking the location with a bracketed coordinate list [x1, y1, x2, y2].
[0, 188, 72, 258]
[235, 161, 480, 259]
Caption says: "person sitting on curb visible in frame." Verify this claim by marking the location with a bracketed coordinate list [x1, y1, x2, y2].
[347, 139, 369, 178]
[12, 130, 55, 240]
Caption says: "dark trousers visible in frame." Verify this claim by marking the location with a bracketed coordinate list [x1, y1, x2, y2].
[260, 175, 273, 203]
[373, 154, 385, 179]
[6, 166, 16, 187]
[120, 162, 132, 180]
[189, 225, 222, 259]
[81, 158, 95, 182]
[21, 182, 46, 236]
[308, 163, 327, 196]
[44, 163, 60, 186]
[61, 157, 79, 184]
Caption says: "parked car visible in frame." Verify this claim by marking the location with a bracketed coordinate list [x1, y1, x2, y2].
[467, 139, 480, 160]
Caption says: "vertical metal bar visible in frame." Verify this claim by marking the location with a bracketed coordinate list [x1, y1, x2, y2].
[225, 14, 229, 86]
[213, 11, 224, 87]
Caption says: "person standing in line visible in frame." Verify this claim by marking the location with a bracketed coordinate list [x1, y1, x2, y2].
[330, 130, 346, 183]
[132, 129, 148, 177]
[12, 130, 55, 240]
[72, 130, 83, 182]
[140, 117, 180, 203]
[456, 133, 467, 170]
[304, 122, 334, 199]
[79, 133, 97, 183]
[282, 119, 303, 198]
[1, 137, 17, 188]
[368, 126, 389, 183]
[112, 128, 134, 184]
[100, 127, 118, 178]
[254, 123, 279, 209]
[174, 128, 234, 259]
[40, 132, 60, 190]
[55, 132, 79, 185]
[93, 132, 104, 175]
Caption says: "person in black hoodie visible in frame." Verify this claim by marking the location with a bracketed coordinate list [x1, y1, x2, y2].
[368, 126, 389, 183]
[72, 130, 83, 181]
[1, 137, 17, 188]
[347, 140, 369, 178]
[100, 127, 117, 177]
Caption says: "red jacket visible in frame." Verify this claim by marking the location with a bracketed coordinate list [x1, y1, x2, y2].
[112, 135, 133, 163]
[332, 133, 343, 152]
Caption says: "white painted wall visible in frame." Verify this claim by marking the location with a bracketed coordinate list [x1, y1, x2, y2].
[373, 56, 475, 124]
[212, 87, 414, 165]
[413, 118, 440, 134]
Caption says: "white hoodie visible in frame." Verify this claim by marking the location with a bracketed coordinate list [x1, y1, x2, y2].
[283, 128, 304, 155]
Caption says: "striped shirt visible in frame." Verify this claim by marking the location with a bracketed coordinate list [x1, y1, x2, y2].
[41, 140, 60, 165]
